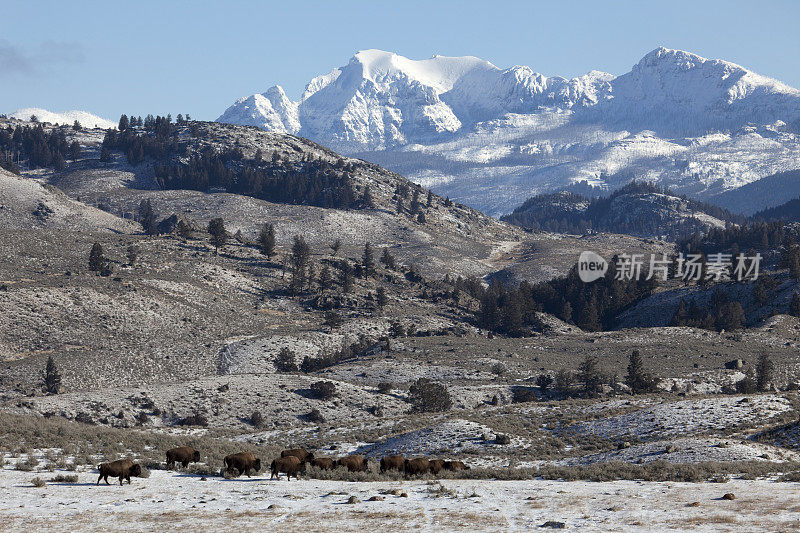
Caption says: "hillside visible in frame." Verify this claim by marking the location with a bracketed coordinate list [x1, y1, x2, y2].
[501, 181, 735, 239]
[218, 47, 800, 216]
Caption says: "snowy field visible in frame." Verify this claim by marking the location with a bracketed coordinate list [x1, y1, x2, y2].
[2, 468, 800, 532]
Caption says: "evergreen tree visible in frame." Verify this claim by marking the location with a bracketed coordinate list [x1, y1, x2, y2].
[318, 264, 332, 293]
[376, 285, 387, 308]
[68, 140, 81, 161]
[43, 355, 61, 394]
[126, 244, 139, 266]
[756, 353, 774, 392]
[361, 185, 374, 208]
[257, 223, 276, 259]
[289, 235, 311, 292]
[89, 243, 105, 272]
[138, 199, 158, 235]
[426, 190, 433, 207]
[396, 197, 404, 214]
[118, 114, 129, 131]
[207, 218, 227, 253]
[578, 355, 603, 398]
[362, 242, 375, 278]
[340, 262, 354, 294]
[380, 247, 396, 270]
[410, 189, 421, 215]
[52, 151, 66, 171]
[72, 120, 82, 131]
[330, 239, 341, 256]
[100, 146, 112, 162]
[626, 349, 657, 394]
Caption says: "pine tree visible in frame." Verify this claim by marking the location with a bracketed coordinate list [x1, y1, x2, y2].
[138, 200, 157, 235]
[52, 150, 66, 171]
[318, 264, 332, 293]
[72, 120, 82, 131]
[578, 355, 603, 398]
[426, 190, 433, 207]
[380, 247, 396, 270]
[100, 146, 112, 162]
[410, 189, 421, 215]
[361, 185, 374, 208]
[126, 244, 139, 266]
[257, 223, 276, 259]
[43, 355, 61, 394]
[118, 114, 129, 131]
[207, 218, 227, 253]
[89, 243, 105, 272]
[376, 285, 387, 308]
[626, 350, 656, 394]
[756, 353, 774, 392]
[68, 140, 81, 161]
[289, 235, 311, 292]
[340, 262, 354, 294]
[362, 242, 375, 278]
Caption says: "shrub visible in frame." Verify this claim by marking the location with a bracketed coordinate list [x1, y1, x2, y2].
[408, 378, 452, 412]
[536, 374, 554, 391]
[274, 347, 298, 372]
[512, 387, 537, 403]
[250, 411, 265, 428]
[495, 434, 512, 445]
[306, 408, 325, 423]
[377, 382, 393, 394]
[178, 413, 209, 427]
[735, 370, 758, 394]
[491, 362, 507, 376]
[555, 369, 575, 396]
[50, 474, 78, 483]
[31, 477, 46, 488]
[310, 381, 337, 400]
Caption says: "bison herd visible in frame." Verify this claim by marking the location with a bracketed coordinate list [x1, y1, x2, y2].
[95, 446, 469, 486]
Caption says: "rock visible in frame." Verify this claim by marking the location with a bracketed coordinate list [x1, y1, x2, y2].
[367, 496, 385, 501]
[540, 521, 566, 529]
[268, 504, 280, 509]
[721, 493, 736, 500]
[724, 359, 744, 370]
[686, 501, 701, 507]
[346, 496, 359, 504]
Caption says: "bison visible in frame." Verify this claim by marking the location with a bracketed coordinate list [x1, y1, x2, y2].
[166, 446, 201, 470]
[337, 455, 369, 472]
[281, 448, 315, 463]
[380, 454, 405, 473]
[271, 456, 304, 480]
[428, 459, 445, 475]
[311, 457, 336, 470]
[443, 460, 470, 471]
[224, 452, 262, 477]
[97, 459, 142, 486]
[403, 458, 430, 476]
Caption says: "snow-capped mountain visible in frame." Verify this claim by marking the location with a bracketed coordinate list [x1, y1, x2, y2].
[217, 47, 800, 215]
[8, 108, 116, 129]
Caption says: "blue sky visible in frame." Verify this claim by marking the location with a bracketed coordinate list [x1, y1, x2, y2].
[1, 0, 797, 121]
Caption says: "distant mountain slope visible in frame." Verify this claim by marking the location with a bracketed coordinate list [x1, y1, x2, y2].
[501, 181, 736, 239]
[0, 168, 135, 232]
[8, 108, 116, 129]
[753, 194, 800, 222]
[709, 169, 800, 216]
[218, 47, 800, 216]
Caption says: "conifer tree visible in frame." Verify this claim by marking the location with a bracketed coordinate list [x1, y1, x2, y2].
[289, 235, 311, 292]
[790, 293, 800, 317]
[43, 355, 61, 394]
[138, 200, 157, 235]
[626, 349, 657, 394]
[89, 242, 105, 272]
[330, 239, 341, 256]
[118, 114, 129, 131]
[207, 218, 227, 253]
[257, 223, 276, 259]
[756, 353, 774, 392]
[376, 285, 387, 308]
[362, 242, 375, 278]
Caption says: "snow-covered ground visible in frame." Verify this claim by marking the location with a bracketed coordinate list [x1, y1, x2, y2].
[2, 468, 800, 531]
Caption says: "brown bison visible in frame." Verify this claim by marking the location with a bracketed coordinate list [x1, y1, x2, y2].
[271, 456, 304, 480]
[311, 457, 336, 470]
[97, 459, 142, 486]
[380, 454, 405, 473]
[281, 448, 315, 463]
[404, 458, 430, 476]
[224, 452, 262, 477]
[428, 459, 445, 475]
[166, 446, 201, 469]
[443, 460, 470, 471]
[337, 455, 369, 472]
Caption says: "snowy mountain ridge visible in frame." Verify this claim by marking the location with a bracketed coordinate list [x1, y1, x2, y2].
[8, 108, 116, 129]
[214, 47, 800, 215]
